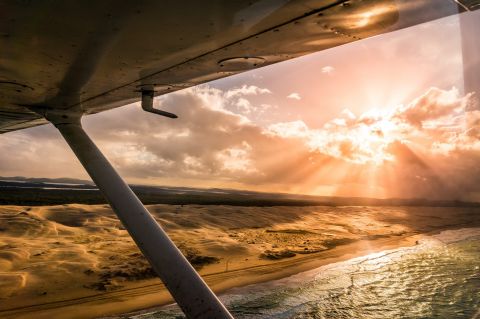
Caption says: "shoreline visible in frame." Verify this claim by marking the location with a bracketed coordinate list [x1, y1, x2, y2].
[1, 233, 422, 319]
[2, 203, 479, 319]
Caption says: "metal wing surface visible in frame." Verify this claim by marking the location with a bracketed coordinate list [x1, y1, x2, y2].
[0, 0, 474, 133]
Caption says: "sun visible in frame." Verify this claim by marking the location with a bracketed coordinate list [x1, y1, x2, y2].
[307, 108, 400, 166]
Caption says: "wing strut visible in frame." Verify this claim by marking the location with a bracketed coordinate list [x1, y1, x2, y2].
[49, 113, 233, 319]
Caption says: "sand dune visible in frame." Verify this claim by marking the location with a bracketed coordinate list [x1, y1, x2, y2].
[0, 204, 479, 318]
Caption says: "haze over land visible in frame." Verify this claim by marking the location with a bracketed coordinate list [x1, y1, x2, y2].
[1, 177, 478, 207]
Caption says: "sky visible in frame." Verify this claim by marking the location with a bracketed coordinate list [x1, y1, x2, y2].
[1, 11, 479, 201]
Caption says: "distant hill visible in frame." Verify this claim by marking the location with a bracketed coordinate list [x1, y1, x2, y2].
[0, 176, 94, 185]
[0, 176, 478, 207]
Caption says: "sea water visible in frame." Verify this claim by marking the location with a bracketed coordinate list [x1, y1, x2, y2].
[115, 228, 480, 319]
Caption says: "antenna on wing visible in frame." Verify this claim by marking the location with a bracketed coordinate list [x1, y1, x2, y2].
[141, 88, 178, 118]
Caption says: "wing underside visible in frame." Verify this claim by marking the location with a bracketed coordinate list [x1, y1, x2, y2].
[0, 0, 476, 133]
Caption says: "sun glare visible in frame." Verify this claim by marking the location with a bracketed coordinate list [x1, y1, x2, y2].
[354, 5, 394, 28]
[305, 106, 401, 167]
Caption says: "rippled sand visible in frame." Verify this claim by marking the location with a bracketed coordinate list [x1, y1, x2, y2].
[0, 204, 479, 318]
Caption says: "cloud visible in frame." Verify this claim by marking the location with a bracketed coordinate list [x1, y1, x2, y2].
[393, 87, 468, 128]
[0, 86, 479, 200]
[267, 120, 309, 138]
[224, 85, 271, 99]
[265, 87, 480, 200]
[235, 98, 254, 114]
[187, 84, 273, 116]
[321, 66, 335, 74]
[217, 142, 257, 173]
[287, 93, 301, 100]
[465, 109, 480, 138]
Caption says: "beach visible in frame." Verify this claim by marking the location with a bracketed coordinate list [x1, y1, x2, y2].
[0, 204, 479, 318]
[137, 227, 480, 318]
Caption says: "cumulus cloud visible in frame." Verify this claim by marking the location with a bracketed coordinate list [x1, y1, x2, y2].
[321, 66, 335, 74]
[0, 85, 479, 200]
[267, 120, 310, 138]
[235, 98, 254, 114]
[266, 87, 480, 200]
[393, 87, 468, 128]
[224, 84, 271, 99]
[287, 93, 301, 100]
[465, 109, 480, 138]
[193, 84, 273, 116]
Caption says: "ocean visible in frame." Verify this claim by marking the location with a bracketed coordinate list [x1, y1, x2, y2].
[113, 228, 480, 319]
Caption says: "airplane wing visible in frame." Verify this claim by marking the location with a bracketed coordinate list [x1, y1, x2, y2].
[1, 0, 475, 134]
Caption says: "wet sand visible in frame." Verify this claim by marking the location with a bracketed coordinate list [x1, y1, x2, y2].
[0, 204, 478, 318]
